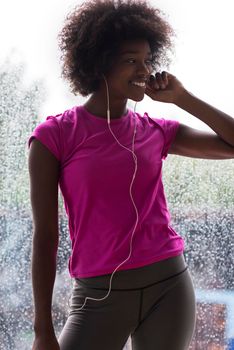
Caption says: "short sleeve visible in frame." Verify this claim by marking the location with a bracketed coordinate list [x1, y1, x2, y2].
[155, 118, 180, 160]
[27, 115, 63, 161]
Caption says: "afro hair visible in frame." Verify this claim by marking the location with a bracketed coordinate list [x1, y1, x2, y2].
[57, 0, 176, 96]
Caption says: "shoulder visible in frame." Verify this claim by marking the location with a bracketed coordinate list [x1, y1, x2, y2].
[45, 105, 78, 127]
[28, 106, 80, 162]
[134, 111, 179, 134]
[35, 105, 81, 141]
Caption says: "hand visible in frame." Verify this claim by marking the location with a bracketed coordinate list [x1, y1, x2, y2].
[145, 71, 186, 104]
[32, 334, 60, 350]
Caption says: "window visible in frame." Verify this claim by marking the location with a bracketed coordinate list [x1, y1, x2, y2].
[0, 0, 233, 349]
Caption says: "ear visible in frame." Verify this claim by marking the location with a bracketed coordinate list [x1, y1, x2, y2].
[92, 67, 103, 80]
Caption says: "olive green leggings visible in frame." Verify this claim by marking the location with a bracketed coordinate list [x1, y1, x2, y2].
[58, 254, 196, 350]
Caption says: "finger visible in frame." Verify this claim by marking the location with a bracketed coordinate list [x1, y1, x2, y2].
[149, 75, 160, 89]
[155, 72, 165, 89]
[162, 71, 169, 85]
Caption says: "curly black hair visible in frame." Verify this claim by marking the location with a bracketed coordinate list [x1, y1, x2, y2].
[57, 0, 176, 96]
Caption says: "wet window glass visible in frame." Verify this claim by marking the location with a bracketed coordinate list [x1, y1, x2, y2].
[0, 1, 234, 349]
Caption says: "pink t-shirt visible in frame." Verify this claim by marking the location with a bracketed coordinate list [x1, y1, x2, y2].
[28, 105, 184, 278]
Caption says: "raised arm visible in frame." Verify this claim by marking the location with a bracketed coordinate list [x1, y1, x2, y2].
[168, 122, 234, 159]
[146, 71, 234, 159]
[28, 138, 60, 350]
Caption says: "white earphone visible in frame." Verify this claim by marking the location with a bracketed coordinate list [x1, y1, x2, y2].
[69, 74, 139, 312]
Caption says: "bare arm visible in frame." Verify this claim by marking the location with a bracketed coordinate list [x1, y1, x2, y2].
[28, 138, 60, 344]
[175, 89, 234, 148]
[169, 89, 234, 159]
[146, 72, 234, 159]
[169, 123, 234, 159]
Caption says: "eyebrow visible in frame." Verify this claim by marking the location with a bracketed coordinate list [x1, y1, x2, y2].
[120, 50, 152, 55]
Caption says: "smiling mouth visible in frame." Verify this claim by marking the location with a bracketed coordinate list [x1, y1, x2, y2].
[130, 81, 146, 89]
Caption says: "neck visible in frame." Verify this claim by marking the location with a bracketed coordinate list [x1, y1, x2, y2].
[83, 92, 128, 119]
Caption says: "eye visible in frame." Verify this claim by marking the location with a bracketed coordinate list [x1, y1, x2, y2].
[124, 58, 154, 66]
[126, 58, 136, 63]
[145, 59, 154, 65]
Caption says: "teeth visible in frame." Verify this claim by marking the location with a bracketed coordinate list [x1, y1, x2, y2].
[131, 81, 146, 88]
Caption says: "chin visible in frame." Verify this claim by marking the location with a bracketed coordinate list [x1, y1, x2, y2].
[130, 94, 145, 102]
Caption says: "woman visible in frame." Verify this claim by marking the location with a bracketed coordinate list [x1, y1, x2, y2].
[28, 1, 234, 349]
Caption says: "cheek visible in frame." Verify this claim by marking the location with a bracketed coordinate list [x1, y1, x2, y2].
[146, 65, 154, 75]
[108, 71, 133, 86]
[112, 62, 135, 75]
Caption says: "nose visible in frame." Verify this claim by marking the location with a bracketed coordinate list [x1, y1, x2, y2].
[136, 61, 152, 77]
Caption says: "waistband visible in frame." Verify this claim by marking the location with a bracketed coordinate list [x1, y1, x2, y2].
[74, 254, 188, 290]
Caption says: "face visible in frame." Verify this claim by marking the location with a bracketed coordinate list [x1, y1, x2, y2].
[103, 39, 154, 102]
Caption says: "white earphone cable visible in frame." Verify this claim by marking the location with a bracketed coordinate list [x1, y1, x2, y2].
[69, 76, 139, 312]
